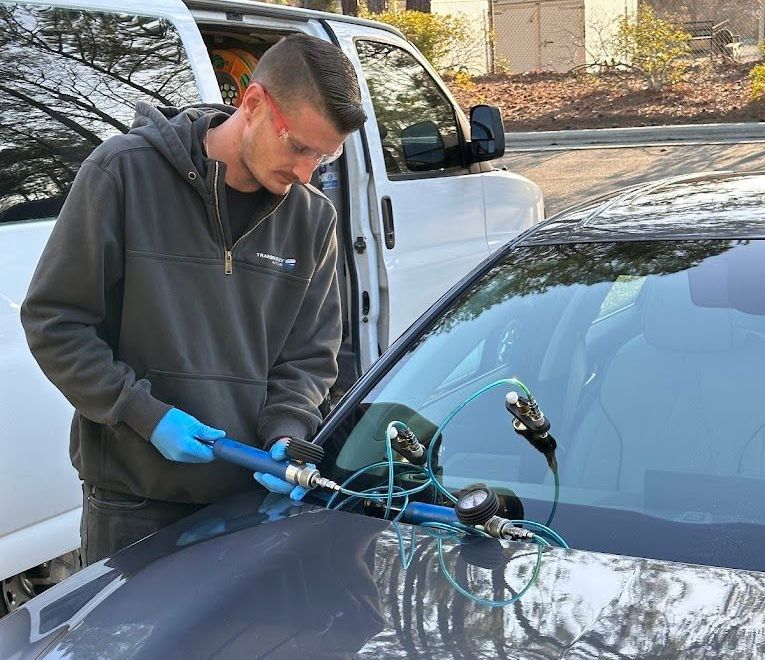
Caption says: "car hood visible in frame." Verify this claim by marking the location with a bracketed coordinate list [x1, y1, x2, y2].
[2, 491, 764, 659]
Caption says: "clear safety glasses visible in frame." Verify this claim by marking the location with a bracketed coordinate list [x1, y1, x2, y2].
[260, 83, 344, 167]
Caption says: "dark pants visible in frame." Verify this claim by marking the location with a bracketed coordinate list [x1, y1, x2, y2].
[80, 482, 205, 566]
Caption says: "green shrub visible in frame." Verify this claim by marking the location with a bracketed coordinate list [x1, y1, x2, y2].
[450, 70, 474, 91]
[750, 64, 765, 101]
[610, 6, 691, 89]
[362, 8, 472, 73]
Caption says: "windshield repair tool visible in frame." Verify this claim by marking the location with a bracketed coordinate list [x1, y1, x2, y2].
[330, 378, 568, 549]
[504, 389, 560, 526]
[199, 436, 341, 493]
[200, 378, 567, 551]
[387, 421, 427, 465]
[365, 484, 535, 542]
[504, 391, 557, 461]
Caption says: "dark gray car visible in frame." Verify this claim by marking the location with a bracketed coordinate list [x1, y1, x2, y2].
[3, 171, 765, 658]
[1, 491, 764, 659]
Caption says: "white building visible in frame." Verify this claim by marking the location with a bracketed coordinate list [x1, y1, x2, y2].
[492, 0, 637, 73]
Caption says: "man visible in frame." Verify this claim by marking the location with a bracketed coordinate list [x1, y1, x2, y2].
[21, 34, 367, 564]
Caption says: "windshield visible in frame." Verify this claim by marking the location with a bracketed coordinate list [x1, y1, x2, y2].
[321, 239, 765, 571]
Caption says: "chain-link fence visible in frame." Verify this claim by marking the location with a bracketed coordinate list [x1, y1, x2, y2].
[305, 0, 765, 74]
[649, 0, 764, 63]
[484, 0, 765, 74]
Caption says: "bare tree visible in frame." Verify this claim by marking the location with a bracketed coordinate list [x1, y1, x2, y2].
[300, 0, 340, 11]
[341, 0, 359, 16]
[406, 0, 431, 12]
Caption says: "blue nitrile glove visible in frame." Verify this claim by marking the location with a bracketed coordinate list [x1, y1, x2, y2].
[253, 438, 312, 501]
[149, 408, 226, 463]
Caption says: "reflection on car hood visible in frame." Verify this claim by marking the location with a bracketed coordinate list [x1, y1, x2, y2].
[1, 491, 763, 659]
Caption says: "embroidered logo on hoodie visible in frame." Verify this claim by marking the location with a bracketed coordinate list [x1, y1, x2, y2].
[257, 252, 297, 272]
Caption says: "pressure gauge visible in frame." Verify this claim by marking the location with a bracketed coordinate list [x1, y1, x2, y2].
[455, 484, 500, 526]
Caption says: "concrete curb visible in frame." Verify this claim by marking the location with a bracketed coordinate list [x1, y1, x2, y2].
[504, 122, 765, 151]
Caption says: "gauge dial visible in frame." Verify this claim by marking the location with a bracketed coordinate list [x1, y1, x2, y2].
[460, 489, 489, 509]
[455, 485, 500, 526]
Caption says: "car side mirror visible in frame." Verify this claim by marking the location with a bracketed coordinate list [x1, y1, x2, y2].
[401, 120, 446, 172]
[469, 104, 505, 162]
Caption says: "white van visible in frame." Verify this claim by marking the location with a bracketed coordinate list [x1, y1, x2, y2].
[0, 0, 543, 613]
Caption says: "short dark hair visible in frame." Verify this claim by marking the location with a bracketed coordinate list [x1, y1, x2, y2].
[253, 33, 367, 134]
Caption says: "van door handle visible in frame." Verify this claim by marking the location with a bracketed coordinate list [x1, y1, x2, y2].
[381, 196, 395, 249]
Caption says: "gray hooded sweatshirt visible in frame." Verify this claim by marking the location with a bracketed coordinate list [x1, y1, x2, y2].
[21, 103, 341, 503]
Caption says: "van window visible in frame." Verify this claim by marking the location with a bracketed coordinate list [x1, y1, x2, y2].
[0, 5, 200, 224]
[355, 40, 463, 178]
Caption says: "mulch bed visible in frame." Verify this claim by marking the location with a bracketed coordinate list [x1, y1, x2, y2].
[449, 60, 765, 131]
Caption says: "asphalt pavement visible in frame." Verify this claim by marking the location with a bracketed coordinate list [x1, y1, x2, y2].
[499, 142, 765, 216]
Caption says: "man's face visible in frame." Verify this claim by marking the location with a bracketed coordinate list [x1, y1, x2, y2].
[239, 83, 348, 195]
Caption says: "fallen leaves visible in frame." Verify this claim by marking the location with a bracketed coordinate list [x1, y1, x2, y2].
[448, 60, 765, 131]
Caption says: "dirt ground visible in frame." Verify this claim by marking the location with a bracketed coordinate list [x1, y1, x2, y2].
[449, 60, 765, 131]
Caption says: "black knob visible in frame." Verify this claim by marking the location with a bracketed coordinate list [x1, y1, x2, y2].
[285, 438, 324, 464]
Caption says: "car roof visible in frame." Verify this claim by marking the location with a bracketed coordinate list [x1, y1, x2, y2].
[0, 0, 406, 39]
[185, 0, 406, 39]
[522, 171, 765, 245]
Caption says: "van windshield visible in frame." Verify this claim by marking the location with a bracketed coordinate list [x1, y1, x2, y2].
[321, 239, 765, 571]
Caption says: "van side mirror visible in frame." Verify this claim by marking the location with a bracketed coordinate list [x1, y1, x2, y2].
[401, 120, 446, 172]
[469, 105, 505, 162]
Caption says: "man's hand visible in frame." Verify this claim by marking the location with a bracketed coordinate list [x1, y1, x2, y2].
[149, 408, 225, 463]
[253, 439, 311, 501]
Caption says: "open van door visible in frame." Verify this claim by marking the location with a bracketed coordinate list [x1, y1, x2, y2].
[0, 0, 214, 613]
[329, 23, 491, 349]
